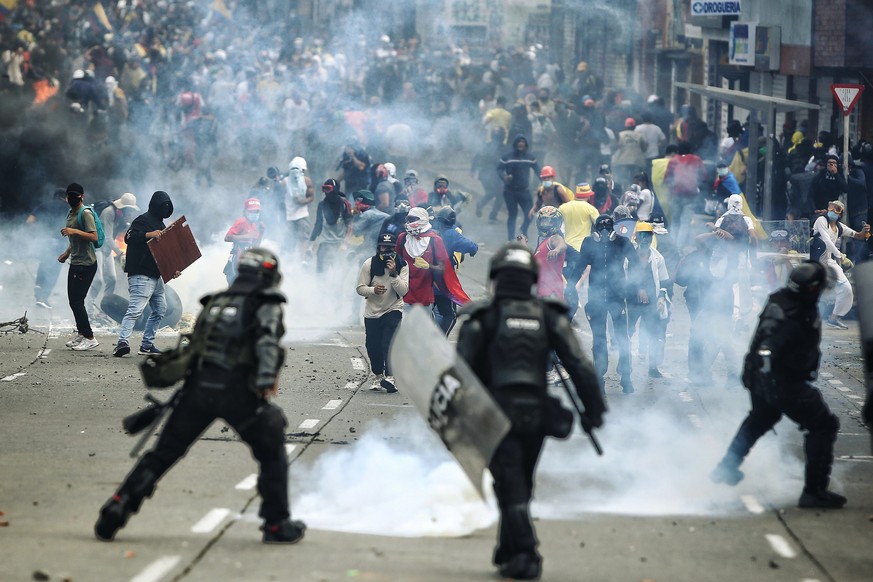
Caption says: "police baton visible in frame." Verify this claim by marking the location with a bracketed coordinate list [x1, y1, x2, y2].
[551, 357, 603, 456]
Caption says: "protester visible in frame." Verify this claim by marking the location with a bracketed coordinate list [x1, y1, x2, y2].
[59, 183, 100, 351]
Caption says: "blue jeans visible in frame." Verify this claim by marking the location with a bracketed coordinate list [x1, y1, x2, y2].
[118, 275, 167, 347]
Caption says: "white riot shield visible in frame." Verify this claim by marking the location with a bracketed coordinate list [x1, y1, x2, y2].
[389, 306, 510, 499]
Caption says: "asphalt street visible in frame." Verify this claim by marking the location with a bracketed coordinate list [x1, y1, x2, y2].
[1, 162, 872, 582]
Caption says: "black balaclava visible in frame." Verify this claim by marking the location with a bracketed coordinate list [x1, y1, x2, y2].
[148, 190, 173, 219]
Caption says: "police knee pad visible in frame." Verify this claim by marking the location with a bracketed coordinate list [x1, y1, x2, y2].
[260, 403, 288, 438]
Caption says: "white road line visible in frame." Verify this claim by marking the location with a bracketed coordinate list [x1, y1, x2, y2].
[235, 474, 257, 490]
[801, 579, 821, 582]
[837, 455, 873, 461]
[130, 555, 181, 582]
[322, 399, 343, 410]
[191, 508, 231, 533]
[687, 414, 702, 429]
[344, 381, 358, 391]
[285, 444, 297, 456]
[38, 348, 51, 358]
[848, 394, 864, 400]
[298, 419, 319, 429]
[351, 357, 366, 370]
[834, 386, 851, 392]
[765, 534, 797, 558]
[0, 372, 26, 382]
[365, 403, 414, 408]
[678, 392, 693, 402]
[740, 494, 765, 514]
[827, 379, 844, 385]
[819, 372, 833, 378]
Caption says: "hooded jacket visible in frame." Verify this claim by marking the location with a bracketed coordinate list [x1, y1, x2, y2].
[124, 191, 173, 278]
[497, 135, 539, 192]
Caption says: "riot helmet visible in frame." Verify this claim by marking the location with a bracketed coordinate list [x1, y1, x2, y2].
[237, 248, 281, 288]
[434, 206, 457, 229]
[489, 242, 539, 299]
[536, 206, 563, 237]
[786, 261, 828, 303]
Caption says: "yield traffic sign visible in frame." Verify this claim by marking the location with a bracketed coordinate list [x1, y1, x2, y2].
[831, 84, 864, 115]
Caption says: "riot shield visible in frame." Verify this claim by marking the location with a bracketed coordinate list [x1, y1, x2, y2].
[852, 262, 873, 453]
[389, 306, 510, 499]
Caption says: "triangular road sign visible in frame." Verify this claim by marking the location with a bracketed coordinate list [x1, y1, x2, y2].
[832, 84, 864, 115]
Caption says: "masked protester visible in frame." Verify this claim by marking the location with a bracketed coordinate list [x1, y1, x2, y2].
[577, 214, 642, 393]
[96, 249, 307, 543]
[112, 191, 175, 357]
[711, 261, 847, 510]
[379, 200, 410, 238]
[356, 232, 409, 393]
[224, 198, 266, 284]
[456, 242, 605, 581]
[627, 222, 671, 378]
[59, 182, 100, 351]
[283, 156, 314, 262]
[497, 135, 540, 241]
[529, 166, 572, 219]
[308, 179, 352, 273]
[351, 189, 390, 258]
[431, 207, 479, 334]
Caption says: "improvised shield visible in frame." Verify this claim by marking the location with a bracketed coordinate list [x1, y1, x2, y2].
[389, 306, 510, 499]
[852, 262, 873, 453]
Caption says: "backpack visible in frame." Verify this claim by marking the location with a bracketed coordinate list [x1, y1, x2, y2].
[809, 222, 842, 263]
[77, 205, 106, 249]
[719, 214, 750, 245]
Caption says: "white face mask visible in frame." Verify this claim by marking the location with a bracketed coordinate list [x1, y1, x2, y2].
[717, 167, 729, 177]
[246, 211, 260, 222]
[542, 180, 553, 189]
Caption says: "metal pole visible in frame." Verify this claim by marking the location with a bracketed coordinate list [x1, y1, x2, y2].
[746, 110, 760, 213]
[843, 113, 850, 216]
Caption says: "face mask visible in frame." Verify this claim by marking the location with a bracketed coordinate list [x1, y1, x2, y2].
[542, 180, 553, 189]
[435, 187, 448, 196]
[161, 202, 174, 218]
[827, 211, 839, 222]
[67, 195, 83, 207]
[246, 211, 260, 222]
[717, 168, 729, 177]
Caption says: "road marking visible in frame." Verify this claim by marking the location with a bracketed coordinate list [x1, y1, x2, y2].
[130, 555, 181, 582]
[365, 403, 414, 408]
[687, 414, 702, 429]
[285, 444, 297, 456]
[837, 455, 873, 462]
[235, 474, 257, 490]
[191, 508, 231, 533]
[848, 394, 864, 400]
[678, 391, 693, 402]
[827, 379, 843, 385]
[765, 534, 797, 558]
[801, 579, 821, 582]
[834, 385, 851, 392]
[38, 348, 51, 358]
[298, 418, 320, 429]
[344, 381, 358, 391]
[0, 372, 26, 382]
[740, 495, 765, 514]
[819, 372, 833, 378]
[351, 357, 366, 370]
[322, 399, 343, 410]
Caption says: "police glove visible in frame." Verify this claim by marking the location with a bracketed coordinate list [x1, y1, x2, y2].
[580, 413, 603, 432]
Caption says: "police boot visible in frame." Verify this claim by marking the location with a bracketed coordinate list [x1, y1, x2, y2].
[798, 489, 847, 509]
[710, 457, 744, 486]
[262, 519, 306, 544]
[94, 494, 135, 541]
[498, 551, 542, 580]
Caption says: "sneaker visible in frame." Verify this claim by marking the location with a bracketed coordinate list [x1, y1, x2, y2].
[648, 368, 663, 379]
[35, 300, 52, 309]
[546, 370, 559, 385]
[370, 374, 384, 391]
[498, 552, 542, 580]
[798, 488, 847, 509]
[72, 337, 99, 351]
[65, 333, 84, 348]
[381, 376, 398, 393]
[262, 519, 306, 544]
[137, 345, 162, 355]
[94, 494, 132, 541]
[113, 341, 131, 357]
[826, 317, 849, 330]
[710, 462, 744, 486]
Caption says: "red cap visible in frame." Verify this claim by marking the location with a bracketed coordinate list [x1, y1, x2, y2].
[245, 198, 261, 211]
[624, 117, 636, 128]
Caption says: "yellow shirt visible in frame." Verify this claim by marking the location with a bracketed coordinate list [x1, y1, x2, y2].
[559, 199, 600, 251]
[483, 107, 512, 143]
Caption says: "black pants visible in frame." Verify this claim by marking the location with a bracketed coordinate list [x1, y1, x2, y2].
[364, 310, 402, 375]
[724, 383, 839, 491]
[68, 263, 97, 338]
[432, 293, 456, 335]
[629, 302, 666, 371]
[489, 431, 545, 561]
[115, 384, 290, 523]
[503, 189, 533, 241]
[585, 299, 632, 385]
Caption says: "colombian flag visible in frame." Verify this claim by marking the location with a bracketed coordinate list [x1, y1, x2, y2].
[212, 0, 232, 21]
[0, 0, 18, 23]
[93, 2, 113, 31]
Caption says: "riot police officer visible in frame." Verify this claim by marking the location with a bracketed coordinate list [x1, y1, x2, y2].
[711, 262, 846, 509]
[456, 242, 606, 580]
[94, 248, 307, 542]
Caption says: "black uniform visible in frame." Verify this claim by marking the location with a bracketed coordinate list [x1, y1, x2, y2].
[712, 272, 845, 508]
[95, 264, 304, 542]
[457, 287, 604, 579]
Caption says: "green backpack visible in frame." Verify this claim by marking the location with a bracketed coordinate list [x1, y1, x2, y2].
[76, 205, 106, 249]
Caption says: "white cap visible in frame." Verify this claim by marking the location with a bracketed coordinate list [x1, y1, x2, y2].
[384, 162, 396, 178]
[73, 69, 85, 79]
[647, 94, 659, 104]
[112, 192, 140, 210]
[105, 75, 117, 86]
[289, 156, 307, 172]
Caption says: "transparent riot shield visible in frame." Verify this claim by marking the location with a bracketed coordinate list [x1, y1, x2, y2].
[852, 262, 873, 453]
[389, 306, 510, 499]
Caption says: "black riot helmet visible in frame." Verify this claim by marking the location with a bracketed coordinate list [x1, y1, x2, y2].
[786, 261, 828, 303]
[490, 242, 539, 299]
[434, 206, 456, 229]
[237, 247, 281, 288]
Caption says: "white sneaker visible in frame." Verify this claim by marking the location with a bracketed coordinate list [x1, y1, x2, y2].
[65, 333, 84, 348]
[370, 374, 384, 391]
[72, 337, 99, 351]
[546, 370, 559, 384]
